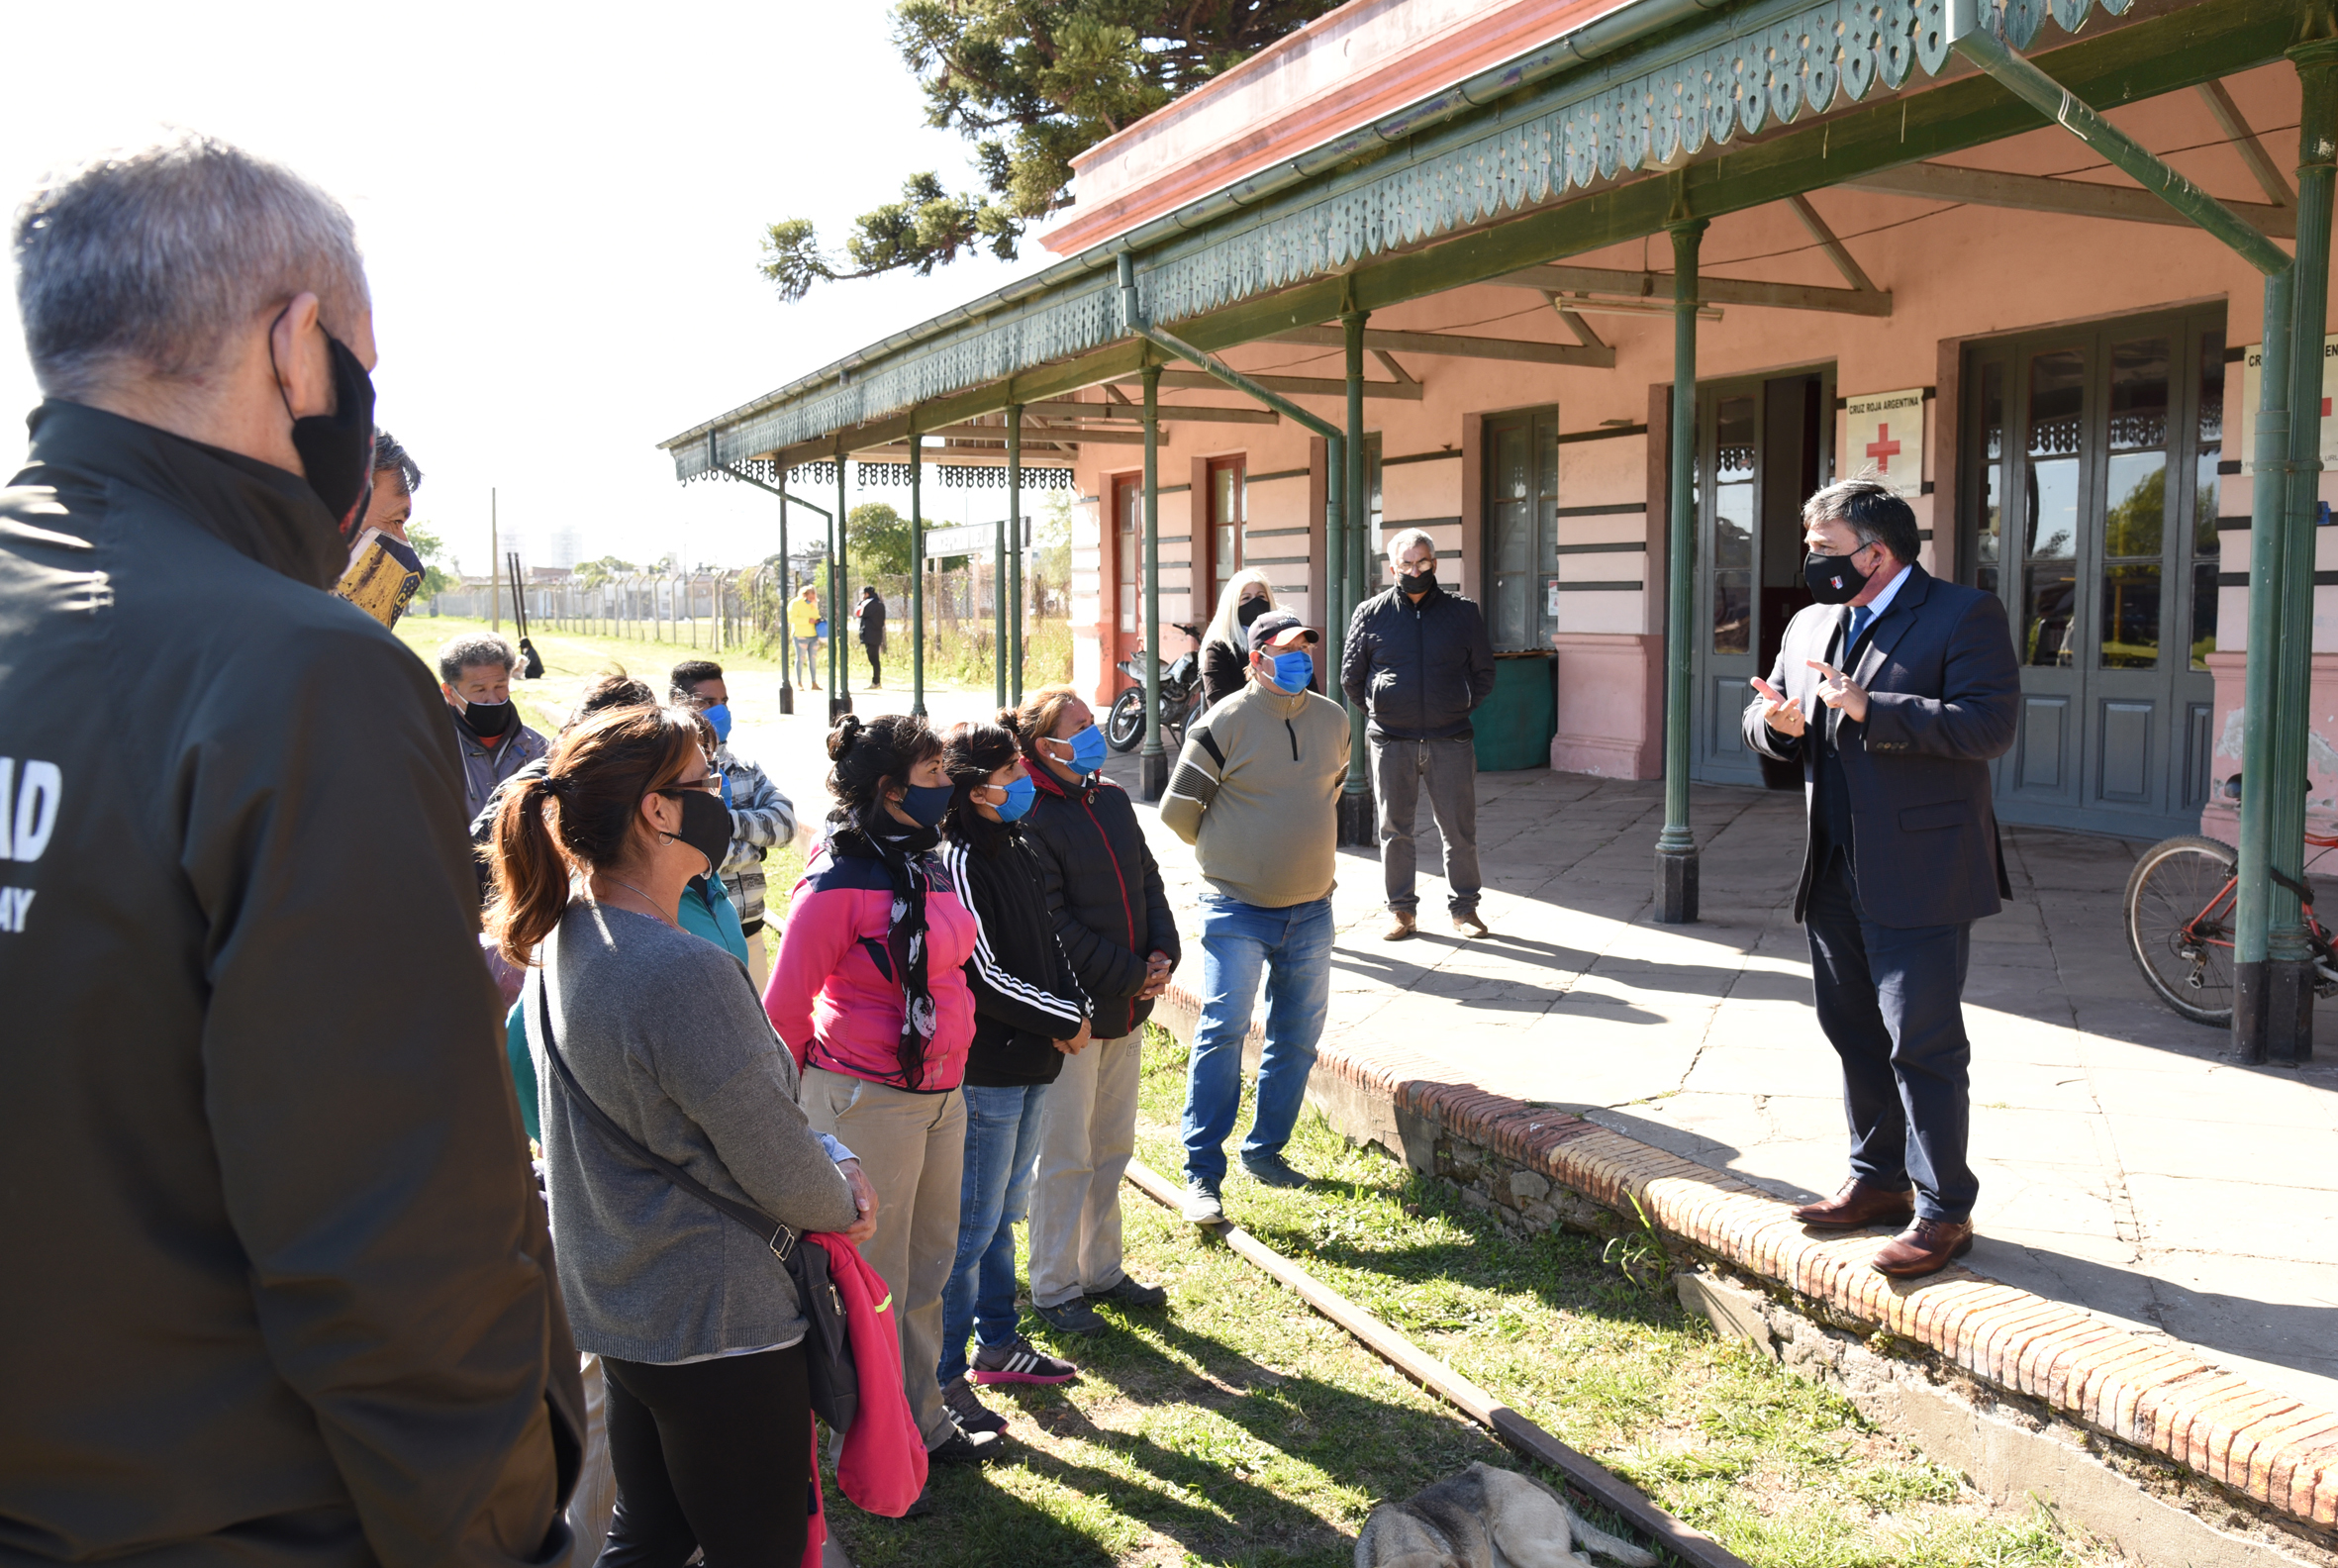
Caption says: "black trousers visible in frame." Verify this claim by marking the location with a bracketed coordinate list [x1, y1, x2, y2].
[1803, 847, 1979, 1223]
[862, 639, 882, 686]
[598, 1344, 813, 1568]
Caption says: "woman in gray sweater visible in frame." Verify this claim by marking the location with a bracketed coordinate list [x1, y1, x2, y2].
[485, 703, 874, 1567]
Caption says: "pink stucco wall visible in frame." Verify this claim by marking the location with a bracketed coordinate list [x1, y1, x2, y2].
[1062, 63, 2326, 814]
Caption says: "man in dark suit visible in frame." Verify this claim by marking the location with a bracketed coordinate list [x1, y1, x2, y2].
[1743, 478, 2020, 1278]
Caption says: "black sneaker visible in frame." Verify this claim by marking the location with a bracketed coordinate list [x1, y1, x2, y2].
[1182, 1174, 1224, 1223]
[1239, 1152, 1309, 1189]
[1032, 1298, 1108, 1337]
[971, 1335, 1081, 1385]
[941, 1375, 1008, 1434]
[927, 1421, 1005, 1465]
[1088, 1275, 1168, 1310]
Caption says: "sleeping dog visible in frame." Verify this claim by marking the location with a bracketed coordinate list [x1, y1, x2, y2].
[1356, 1462, 1661, 1568]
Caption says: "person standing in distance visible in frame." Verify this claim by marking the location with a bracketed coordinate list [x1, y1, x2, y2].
[1743, 477, 2019, 1280]
[0, 133, 579, 1566]
[1341, 529, 1496, 940]
[439, 632, 549, 823]
[1198, 567, 1276, 709]
[1160, 611, 1348, 1223]
[789, 583, 824, 690]
[856, 583, 887, 689]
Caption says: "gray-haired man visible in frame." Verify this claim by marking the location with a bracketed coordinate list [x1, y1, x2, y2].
[0, 135, 579, 1564]
[1340, 528, 1497, 939]
[439, 631, 550, 821]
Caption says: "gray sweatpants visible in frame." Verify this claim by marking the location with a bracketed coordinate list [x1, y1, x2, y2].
[1027, 1029, 1144, 1310]
[1370, 735, 1481, 915]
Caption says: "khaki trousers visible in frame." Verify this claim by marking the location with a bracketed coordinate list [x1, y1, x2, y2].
[1026, 1030, 1143, 1310]
[798, 1067, 966, 1447]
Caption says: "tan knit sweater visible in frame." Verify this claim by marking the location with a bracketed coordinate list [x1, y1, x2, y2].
[1160, 679, 1349, 908]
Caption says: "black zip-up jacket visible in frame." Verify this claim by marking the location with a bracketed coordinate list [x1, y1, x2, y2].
[941, 832, 1089, 1085]
[1340, 582, 1498, 742]
[1018, 765, 1181, 1039]
[856, 593, 886, 645]
[0, 402, 581, 1567]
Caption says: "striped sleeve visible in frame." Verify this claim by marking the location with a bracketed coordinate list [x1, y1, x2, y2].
[943, 844, 1088, 1037]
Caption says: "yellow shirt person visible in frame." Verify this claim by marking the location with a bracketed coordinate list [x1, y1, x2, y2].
[787, 591, 820, 638]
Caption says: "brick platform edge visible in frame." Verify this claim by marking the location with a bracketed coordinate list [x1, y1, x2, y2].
[1151, 984, 2338, 1565]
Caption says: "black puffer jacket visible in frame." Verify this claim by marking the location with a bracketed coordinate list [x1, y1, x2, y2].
[1340, 582, 1497, 741]
[1019, 765, 1181, 1039]
[941, 832, 1089, 1085]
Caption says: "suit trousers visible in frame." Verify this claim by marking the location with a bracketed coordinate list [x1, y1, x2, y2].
[1803, 848, 1980, 1222]
[1370, 736, 1481, 914]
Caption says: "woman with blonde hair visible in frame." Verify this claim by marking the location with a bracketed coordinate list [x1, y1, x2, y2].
[1198, 567, 1275, 708]
[486, 703, 875, 1565]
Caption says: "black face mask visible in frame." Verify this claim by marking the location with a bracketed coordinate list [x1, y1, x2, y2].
[1803, 547, 1874, 606]
[1402, 567, 1437, 596]
[459, 698, 516, 738]
[668, 788, 733, 878]
[1237, 596, 1270, 629]
[269, 312, 378, 539]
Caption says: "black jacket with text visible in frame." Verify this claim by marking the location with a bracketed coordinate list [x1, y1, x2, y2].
[0, 402, 580, 1567]
[1340, 582, 1497, 742]
[1017, 766, 1180, 1039]
[941, 832, 1089, 1085]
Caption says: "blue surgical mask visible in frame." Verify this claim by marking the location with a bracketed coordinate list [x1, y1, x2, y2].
[1269, 650, 1314, 694]
[701, 703, 732, 742]
[1064, 725, 1109, 776]
[993, 775, 1036, 822]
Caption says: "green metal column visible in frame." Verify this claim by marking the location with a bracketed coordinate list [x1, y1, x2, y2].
[1140, 363, 1168, 800]
[2268, 38, 2338, 1062]
[1008, 406, 1024, 706]
[833, 448, 852, 719]
[994, 514, 1008, 709]
[777, 490, 794, 715]
[1656, 217, 1706, 924]
[1338, 310, 1374, 844]
[2237, 274, 2295, 1057]
[910, 430, 926, 717]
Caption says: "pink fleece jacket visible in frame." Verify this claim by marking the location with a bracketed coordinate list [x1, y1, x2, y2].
[763, 839, 978, 1091]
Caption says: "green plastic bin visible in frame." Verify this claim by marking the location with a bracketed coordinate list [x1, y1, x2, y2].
[1473, 650, 1556, 771]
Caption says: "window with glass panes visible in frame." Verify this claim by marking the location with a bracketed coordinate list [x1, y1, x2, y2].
[1482, 409, 1558, 649]
[1206, 456, 1243, 613]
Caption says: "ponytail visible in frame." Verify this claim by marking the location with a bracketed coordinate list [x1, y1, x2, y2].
[485, 773, 571, 966]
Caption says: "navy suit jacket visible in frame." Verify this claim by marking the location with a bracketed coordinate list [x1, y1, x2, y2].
[1741, 564, 2021, 929]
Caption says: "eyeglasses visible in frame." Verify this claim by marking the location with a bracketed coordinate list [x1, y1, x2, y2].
[654, 775, 722, 798]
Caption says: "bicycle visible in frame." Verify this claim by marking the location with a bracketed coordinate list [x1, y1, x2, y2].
[2121, 829, 2338, 1026]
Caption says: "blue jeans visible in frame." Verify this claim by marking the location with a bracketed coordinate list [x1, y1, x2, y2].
[794, 636, 819, 685]
[937, 1081, 1049, 1388]
[1181, 894, 1332, 1186]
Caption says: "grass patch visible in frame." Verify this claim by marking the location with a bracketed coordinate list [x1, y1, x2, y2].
[822, 1030, 2112, 1568]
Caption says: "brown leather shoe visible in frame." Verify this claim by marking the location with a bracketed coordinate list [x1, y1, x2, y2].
[1871, 1217, 1976, 1279]
[1383, 911, 1416, 940]
[1791, 1177, 1915, 1230]
[1453, 910, 1489, 937]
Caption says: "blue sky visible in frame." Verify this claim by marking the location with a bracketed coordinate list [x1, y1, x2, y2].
[0, 0, 1065, 575]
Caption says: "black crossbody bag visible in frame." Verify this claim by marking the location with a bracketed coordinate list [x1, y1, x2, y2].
[534, 977, 862, 1430]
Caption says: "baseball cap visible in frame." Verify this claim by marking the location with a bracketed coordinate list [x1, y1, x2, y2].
[1246, 609, 1319, 657]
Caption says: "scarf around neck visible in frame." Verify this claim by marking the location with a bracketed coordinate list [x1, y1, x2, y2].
[828, 807, 942, 1088]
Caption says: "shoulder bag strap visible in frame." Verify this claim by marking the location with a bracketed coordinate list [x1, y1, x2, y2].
[535, 974, 799, 1261]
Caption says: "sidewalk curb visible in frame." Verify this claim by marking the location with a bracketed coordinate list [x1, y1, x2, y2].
[1151, 983, 2338, 1565]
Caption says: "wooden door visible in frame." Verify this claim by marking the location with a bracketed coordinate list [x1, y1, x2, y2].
[1112, 473, 1144, 678]
[1202, 456, 1244, 627]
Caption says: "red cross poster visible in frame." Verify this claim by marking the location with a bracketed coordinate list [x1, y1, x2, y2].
[2234, 338, 2338, 468]
[1841, 389, 1924, 499]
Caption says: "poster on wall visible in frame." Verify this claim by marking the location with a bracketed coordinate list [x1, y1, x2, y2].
[2235, 338, 2338, 467]
[1841, 389, 1925, 498]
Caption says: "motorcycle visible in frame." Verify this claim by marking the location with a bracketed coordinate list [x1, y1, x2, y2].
[1107, 622, 1204, 753]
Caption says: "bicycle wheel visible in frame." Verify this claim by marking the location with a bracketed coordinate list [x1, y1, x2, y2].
[1105, 688, 1145, 752]
[2123, 834, 2239, 1026]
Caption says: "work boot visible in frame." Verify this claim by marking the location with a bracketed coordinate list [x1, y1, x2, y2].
[1453, 909, 1489, 937]
[1383, 910, 1416, 940]
[1791, 1177, 1916, 1231]
[1871, 1217, 1977, 1279]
